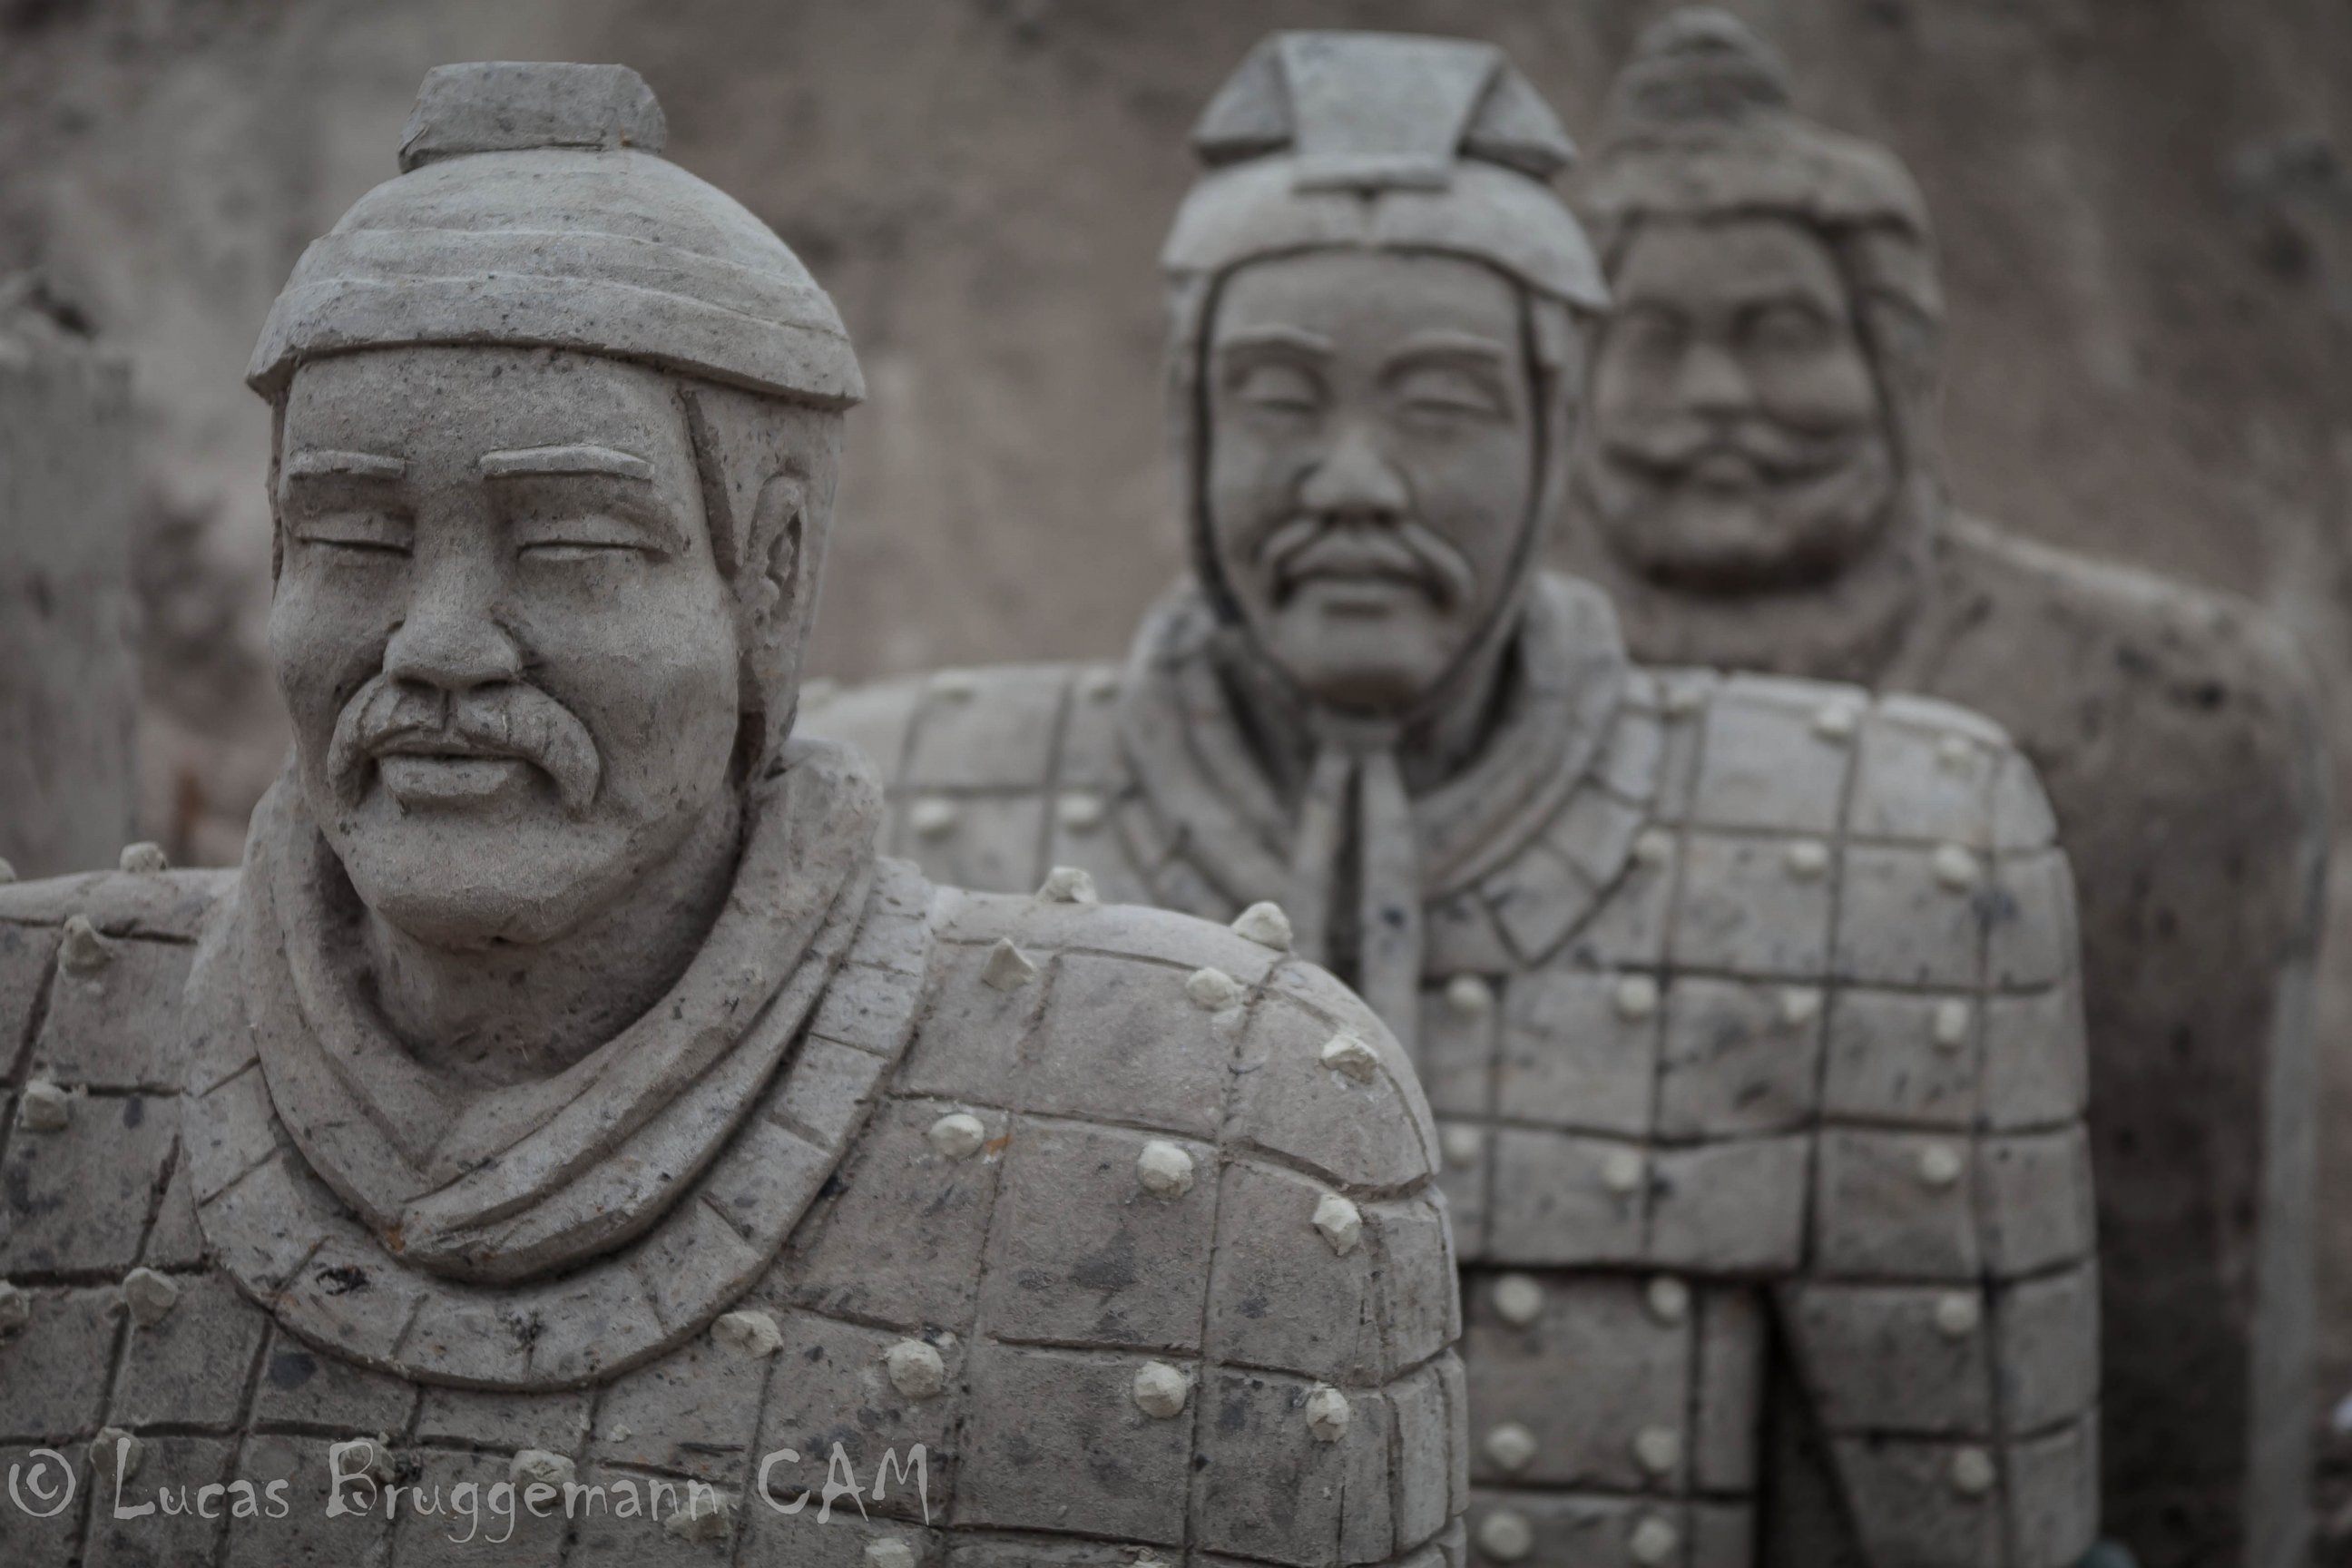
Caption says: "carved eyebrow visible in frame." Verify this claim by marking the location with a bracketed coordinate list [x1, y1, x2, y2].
[479, 445, 655, 482]
[1382, 330, 1514, 370]
[283, 449, 406, 481]
[1214, 325, 1336, 358]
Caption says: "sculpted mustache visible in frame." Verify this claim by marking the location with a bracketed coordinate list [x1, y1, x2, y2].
[1259, 516, 1477, 607]
[328, 675, 602, 817]
[1602, 418, 1859, 477]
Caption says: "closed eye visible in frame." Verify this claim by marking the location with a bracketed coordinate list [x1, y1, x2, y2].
[291, 512, 412, 555]
[513, 514, 669, 561]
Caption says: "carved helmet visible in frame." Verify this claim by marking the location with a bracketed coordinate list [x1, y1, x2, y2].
[1161, 32, 1609, 664]
[247, 61, 861, 407]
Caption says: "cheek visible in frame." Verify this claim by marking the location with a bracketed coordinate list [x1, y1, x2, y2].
[269, 562, 400, 730]
[507, 570, 741, 757]
[1756, 342, 1883, 428]
[1406, 427, 1538, 571]
[1202, 415, 1303, 583]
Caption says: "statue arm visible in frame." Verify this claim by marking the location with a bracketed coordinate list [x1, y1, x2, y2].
[1781, 741, 2100, 1565]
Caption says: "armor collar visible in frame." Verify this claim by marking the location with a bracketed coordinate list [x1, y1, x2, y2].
[186, 738, 921, 1389]
[1117, 573, 1636, 1041]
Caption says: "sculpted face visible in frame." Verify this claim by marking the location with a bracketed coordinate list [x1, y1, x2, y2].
[1202, 249, 1540, 713]
[270, 346, 744, 947]
[1583, 214, 1897, 592]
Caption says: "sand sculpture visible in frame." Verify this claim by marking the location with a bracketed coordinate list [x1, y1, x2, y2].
[0, 61, 1463, 1567]
[810, 31, 2100, 1566]
[1562, 15, 2329, 1563]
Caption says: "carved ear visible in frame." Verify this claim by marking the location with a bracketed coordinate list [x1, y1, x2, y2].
[740, 473, 807, 688]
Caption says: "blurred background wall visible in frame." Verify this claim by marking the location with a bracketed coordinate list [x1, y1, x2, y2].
[2, 0, 2349, 1500]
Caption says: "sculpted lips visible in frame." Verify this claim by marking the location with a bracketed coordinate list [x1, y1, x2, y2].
[1262, 517, 1475, 613]
[328, 673, 602, 817]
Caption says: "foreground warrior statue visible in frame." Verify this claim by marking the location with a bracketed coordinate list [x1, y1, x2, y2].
[1563, 15, 2329, 1565]
[812, 31, 2099, 1566]
[0, 64, 1464, 1567]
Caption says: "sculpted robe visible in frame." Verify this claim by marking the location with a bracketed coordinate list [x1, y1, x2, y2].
[810, 575, 2101, 1567]
[0, 740, 1463, 1566]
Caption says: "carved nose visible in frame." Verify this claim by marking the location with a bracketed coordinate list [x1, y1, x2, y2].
[1675, 340, 1755, 416]
[381, 580, 524, 692]
[1299, 425, 1411, 518]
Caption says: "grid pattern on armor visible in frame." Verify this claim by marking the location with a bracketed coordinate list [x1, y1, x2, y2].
[0, 868, 1464, 1568]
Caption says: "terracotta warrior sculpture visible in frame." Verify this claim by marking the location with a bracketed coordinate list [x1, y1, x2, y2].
[1561, 14, 2329, 1565]
[809, 31, 2099, 1567]
[0, 63, 1464, 1567]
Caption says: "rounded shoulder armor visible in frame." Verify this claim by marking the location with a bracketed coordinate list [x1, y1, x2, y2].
[931, 886, 1441, 1194]
[0, 864, 235, 940]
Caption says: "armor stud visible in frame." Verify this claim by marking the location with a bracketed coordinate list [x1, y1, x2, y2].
[1935, 1291, 1983, 1338]
[17, 1079, 71, 1132]
[1137, 1140, 1197, 1199]
[1662, 680, 1706, 718]
[1132, 1360, 1190, 1417]
[1312, 1192, 1364, 1254]
[1602, 1149, 1648, 1195]
[512, 1449, 576, 1490]
[1186, 966, 1246, 1011]
[121, 1267, 180, 1327]
[1232, 901, 1295, 950]
[1320, 1032, 1380, 1083]
[1083, 669, 1122, 701]
[1933, 998, 1973, 1050]
[1037, 865, 1099, 904]
[1477, 1508, 1535, 1562]
[1917, 1142, 1965, 1189]
[1305, 1385, 1350, 1442]
[1779, 986, 1823, 1027]
[1493, 1273, 1545, 1326]
[92, 1428, 143, 1483]
[1632, 1426, 1682, 1476]
[1485, 1422, 1538, 1472]
[930, 671, 978, 701]
[1784, 839, 1830, 880]
[712, 1308, 784, 1357]
[1446, 973, 1495, 1014]
[1442, 1125, 1484, 1170]
[908, 798, 958, 838]
[1950, 1446, 1997, 1496]
[1645, 1275, 1690, 1325]
[1058, 792, 1105, 831]
[59, 914, 113, 975]
[1812, 701, 1859, 741]
[1614, 974, 1661, 1021]
[118, 842, 168, 874]
[886, 1338, 947, 1399]
[1629, 1514, 1680, 1563]
[1933, 842, 1982, 891]
[1632, 828, 1675, 868]
[1936, 733, 1975, 769]
[981, 937, 1038, 990]
[926, 1112, 987, 1160]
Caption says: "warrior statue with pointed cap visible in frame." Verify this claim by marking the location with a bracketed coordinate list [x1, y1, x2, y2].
[1563, 14, 2328, 1565]
[0, 62, 1463, 1567]
[810, 30, 2099, 1568]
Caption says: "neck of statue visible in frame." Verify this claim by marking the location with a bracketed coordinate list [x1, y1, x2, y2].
[361, 788, 747, 1089]
[1574, 485, 1939, 687]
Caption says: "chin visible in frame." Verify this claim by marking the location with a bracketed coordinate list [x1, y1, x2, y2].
[1270, 620, 1448, 714]
[328, 818, 641, 950]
